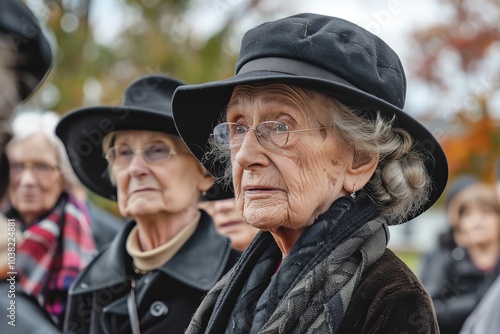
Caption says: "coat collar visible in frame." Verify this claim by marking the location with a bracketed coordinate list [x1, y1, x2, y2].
[70, 210, 232, 294]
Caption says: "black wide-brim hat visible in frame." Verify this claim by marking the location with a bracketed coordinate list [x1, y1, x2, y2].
[0, 0, 53, 101]
[173, 13, 448, 222]
[57, 74, 219, 202]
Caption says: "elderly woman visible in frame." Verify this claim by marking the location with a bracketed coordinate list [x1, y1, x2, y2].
[172, 13, 448, 333]
[56, 74, 240, 334]
[4, 110, 96, 328]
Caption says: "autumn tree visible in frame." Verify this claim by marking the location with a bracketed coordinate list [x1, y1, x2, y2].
[408, 0, 500, 182]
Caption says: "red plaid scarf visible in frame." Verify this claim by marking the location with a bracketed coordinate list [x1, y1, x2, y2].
[11, 192, 96, 326]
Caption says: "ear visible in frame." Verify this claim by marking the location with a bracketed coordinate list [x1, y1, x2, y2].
[343, 152, 379, 193]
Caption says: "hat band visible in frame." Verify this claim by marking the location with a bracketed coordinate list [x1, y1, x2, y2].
[238, 57, 358, 90]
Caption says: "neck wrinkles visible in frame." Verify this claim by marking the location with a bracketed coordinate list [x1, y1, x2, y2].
[135, 208, 200, 251]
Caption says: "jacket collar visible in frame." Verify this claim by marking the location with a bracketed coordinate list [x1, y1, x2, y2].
[71, 210, 232, 294]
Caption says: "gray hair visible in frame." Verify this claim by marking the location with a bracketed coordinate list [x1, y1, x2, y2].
[326, 99, 431, 224]
[7, 110, 79, 191]
[205, 84, 431, 224]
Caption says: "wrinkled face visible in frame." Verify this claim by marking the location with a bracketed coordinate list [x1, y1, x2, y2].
[110, 130, 211, 219]
[7, 134, 63, 224]
[199, 198, 259, 251]
[458, 203, 500, 247]
[226, 85, 354, 232]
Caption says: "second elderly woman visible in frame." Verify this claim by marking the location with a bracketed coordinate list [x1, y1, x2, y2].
[56, 74, 240, 334]
[172, 13, 448, 333]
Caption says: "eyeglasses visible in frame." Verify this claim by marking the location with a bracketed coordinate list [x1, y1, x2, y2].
[9, 162, 59, 179]
[104, 142, 177, 167]
[212, 121, 332, 149]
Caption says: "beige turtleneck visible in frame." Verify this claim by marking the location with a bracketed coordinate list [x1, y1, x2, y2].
[126, 212, 200, 272]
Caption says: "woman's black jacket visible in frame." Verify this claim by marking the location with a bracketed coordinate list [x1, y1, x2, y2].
[63, 210, 240, 334]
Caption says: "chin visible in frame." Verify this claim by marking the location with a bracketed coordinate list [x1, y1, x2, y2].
[127, 205, 160, 218]
[17, 205, 43, 215]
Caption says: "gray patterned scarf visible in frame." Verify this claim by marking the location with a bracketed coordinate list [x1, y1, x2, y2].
[187, 191, 388, 333]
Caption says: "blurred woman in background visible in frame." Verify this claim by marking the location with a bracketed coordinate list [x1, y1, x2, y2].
[419, 175, 479, 299]
[4, 110, 96, 328]
[432, 182, 500, 334]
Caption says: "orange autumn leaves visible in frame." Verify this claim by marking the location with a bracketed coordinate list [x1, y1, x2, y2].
[440, 99, 500, 183]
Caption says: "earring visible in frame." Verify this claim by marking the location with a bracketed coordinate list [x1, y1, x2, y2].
[350, 184, 356, 199]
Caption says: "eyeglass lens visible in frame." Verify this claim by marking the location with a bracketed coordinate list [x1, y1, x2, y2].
[106, 142, 174, 166]
[214, 121, 289, 148]
[9, 162, 57, 178]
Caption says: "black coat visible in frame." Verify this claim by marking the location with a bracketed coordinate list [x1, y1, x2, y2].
[63, 211, 240, 334]
[429, 248, 500, 334]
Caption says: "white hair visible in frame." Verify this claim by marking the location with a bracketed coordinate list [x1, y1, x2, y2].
[8, 110, 79, 191]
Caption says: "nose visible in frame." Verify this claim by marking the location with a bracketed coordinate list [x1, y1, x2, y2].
[127, 153, 150, 177]
[17, 167, 38, 186]
[234, 126, 267, 170]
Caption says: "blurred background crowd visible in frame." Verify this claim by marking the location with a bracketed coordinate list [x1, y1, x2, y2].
[1, 0, 500, 333]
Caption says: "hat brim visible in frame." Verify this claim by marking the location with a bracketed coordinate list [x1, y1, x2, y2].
[56, 106, 178, 201]
[0, 0, 53, 101]
[173, 70, 448, 221]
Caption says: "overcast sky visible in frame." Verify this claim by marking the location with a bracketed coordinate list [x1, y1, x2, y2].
[90, 0, 446, 56]
[89, 0, 451, 115]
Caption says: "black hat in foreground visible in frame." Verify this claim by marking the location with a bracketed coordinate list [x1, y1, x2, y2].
[56, 75, 183, 201]
[172, 13, 448, 222]
[0, 0, 53, 101]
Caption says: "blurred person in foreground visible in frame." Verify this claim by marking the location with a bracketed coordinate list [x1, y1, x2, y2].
[4, 110, 96, 328]
[172, 13, 448, 333]
[0, 0, 57, 333]
[460, 257, 500, 334]
[431, 182, 500, 334]
[0, 0, 52, 220]
[200, 196, 259, 251]
[419, 175, 479, 297]
[460, 274, 500, 334]
[56, 74, 240, 334]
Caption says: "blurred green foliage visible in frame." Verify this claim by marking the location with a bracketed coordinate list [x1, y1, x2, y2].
[29, 0, 260, 213]
[36, 0, 250, 114]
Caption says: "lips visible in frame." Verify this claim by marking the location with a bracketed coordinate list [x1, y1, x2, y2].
[219, 220, 243, 228]
[244, 185, 280, 192]
[130, 188, 157, 195]
[217, 220, 245, 233]
[18, 191, 39, 200]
